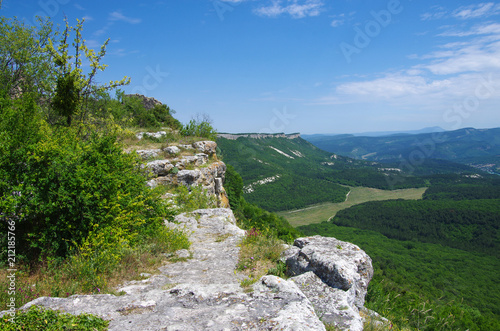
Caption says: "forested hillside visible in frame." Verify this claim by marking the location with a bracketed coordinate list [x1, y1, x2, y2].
[300, 175, 500, 330]
[219, 133, 500, 330]
[304, 127, 500, 174]
[217, 135, 437, 211]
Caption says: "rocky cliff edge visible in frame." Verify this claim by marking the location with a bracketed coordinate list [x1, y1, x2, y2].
[3, 139, 389, 330]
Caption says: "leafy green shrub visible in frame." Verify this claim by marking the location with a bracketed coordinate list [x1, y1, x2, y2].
[180, 116, 217, 140]
[0, 305, 109, 330]
[173, 185, 217, 213]
[0, 95, 173, 262]
[120, 94, 181, 129]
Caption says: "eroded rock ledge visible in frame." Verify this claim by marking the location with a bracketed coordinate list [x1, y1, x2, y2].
[6, 208, 388, 330]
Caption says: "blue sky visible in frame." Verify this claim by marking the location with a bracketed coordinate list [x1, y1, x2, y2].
[2, 0, 500, 134]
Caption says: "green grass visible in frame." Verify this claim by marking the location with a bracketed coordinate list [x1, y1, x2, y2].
[236, 228, 286, 291]
[0, 305, 109, 330]
[278, 186, 427, 227]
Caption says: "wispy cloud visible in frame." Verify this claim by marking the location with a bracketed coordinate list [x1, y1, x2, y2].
[254, 0, 324, 19]
[312, 16, 500, 117]
[421, 2, 500, 21]
[421, 5, 448, 21]
[452, 2, 500, 19]
[109, 11, 142, 24]
[94, 11, 142, 37]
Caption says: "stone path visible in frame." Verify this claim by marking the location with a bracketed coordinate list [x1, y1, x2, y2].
[17, 209, 327, 331]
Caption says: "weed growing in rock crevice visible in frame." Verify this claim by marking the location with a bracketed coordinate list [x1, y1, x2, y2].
[236, 228, 286, 290]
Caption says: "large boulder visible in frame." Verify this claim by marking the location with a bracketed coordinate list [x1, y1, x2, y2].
[125, 94, 162, 110]
[291, 272, 363, 331]
[192, 141, 217, 155]
[284, 236, 373, 309]
[145, 160, 174, 176]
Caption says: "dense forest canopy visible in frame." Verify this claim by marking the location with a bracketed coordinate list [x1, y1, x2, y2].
[300, 175, 500, 330]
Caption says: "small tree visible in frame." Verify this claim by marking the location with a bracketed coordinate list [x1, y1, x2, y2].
[46, 17, 130, 126]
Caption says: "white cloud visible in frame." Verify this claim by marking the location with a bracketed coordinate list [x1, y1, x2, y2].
[421, 5, 448, 21]
[109, 11, 142, 24]
[452, 2, 500, 19]
[438, 22, 500, 37]
[254, 0, 324, 19]
[420, 23, 500, 75]
[330, 19, 344, 27]
[312, 20, 500, 117]
[421, 3, 500, 21]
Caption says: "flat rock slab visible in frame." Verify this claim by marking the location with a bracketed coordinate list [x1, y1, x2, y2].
[12, 209, 327, 331]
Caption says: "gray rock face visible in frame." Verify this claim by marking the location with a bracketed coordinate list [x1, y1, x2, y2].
[145, 160, 174, 176]
[135, 149, 162, 160]
[192, 141, 217, 155]
[12, 209, 329, 330]
[164, 146, 180, 155]
[136, 131, 167, 141]
[291, 272, 363, 331]
[125, 94, 163, 110]
[285, 236, 373, 309]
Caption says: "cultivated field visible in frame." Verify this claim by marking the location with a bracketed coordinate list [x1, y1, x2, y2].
[278, 186, 427, 227]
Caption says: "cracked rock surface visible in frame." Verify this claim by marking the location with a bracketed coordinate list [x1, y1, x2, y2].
[12, 209, 328, 330]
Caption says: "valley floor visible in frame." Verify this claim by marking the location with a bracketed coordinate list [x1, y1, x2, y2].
[278, 186, 427, 227]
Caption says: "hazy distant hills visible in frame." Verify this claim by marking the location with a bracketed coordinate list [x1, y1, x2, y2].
[304, 126, 445, 138]
[304, 127, 500, 174]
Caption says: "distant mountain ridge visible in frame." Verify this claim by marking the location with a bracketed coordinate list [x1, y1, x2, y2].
[304, 127, 500, 174]
[303, 126, 445, 138]
[218, 132, 301, 140]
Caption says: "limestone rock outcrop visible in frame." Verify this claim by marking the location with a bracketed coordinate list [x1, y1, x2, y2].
[10, 209, 326, 330]
[124, 94, 162, 110]
[283, 235, 376, 331]
[140, 141, 229, 208]
[2, 209, 385, 330]
[285, 236, 373, 309]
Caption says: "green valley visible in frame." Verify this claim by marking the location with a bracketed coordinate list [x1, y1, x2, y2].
[217, 134, 439, 212]
[278, 186, 427, 227]
[218, 132, 500, 330]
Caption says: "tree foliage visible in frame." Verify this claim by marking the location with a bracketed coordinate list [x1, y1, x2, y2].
[0, 17, 178, 267]
[224, 165, 301, 243]
[299, 178, 500, 330]
[0, 17, 54, 101]
[46, 17, 130, 126]
[181, 114, 217, 140]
